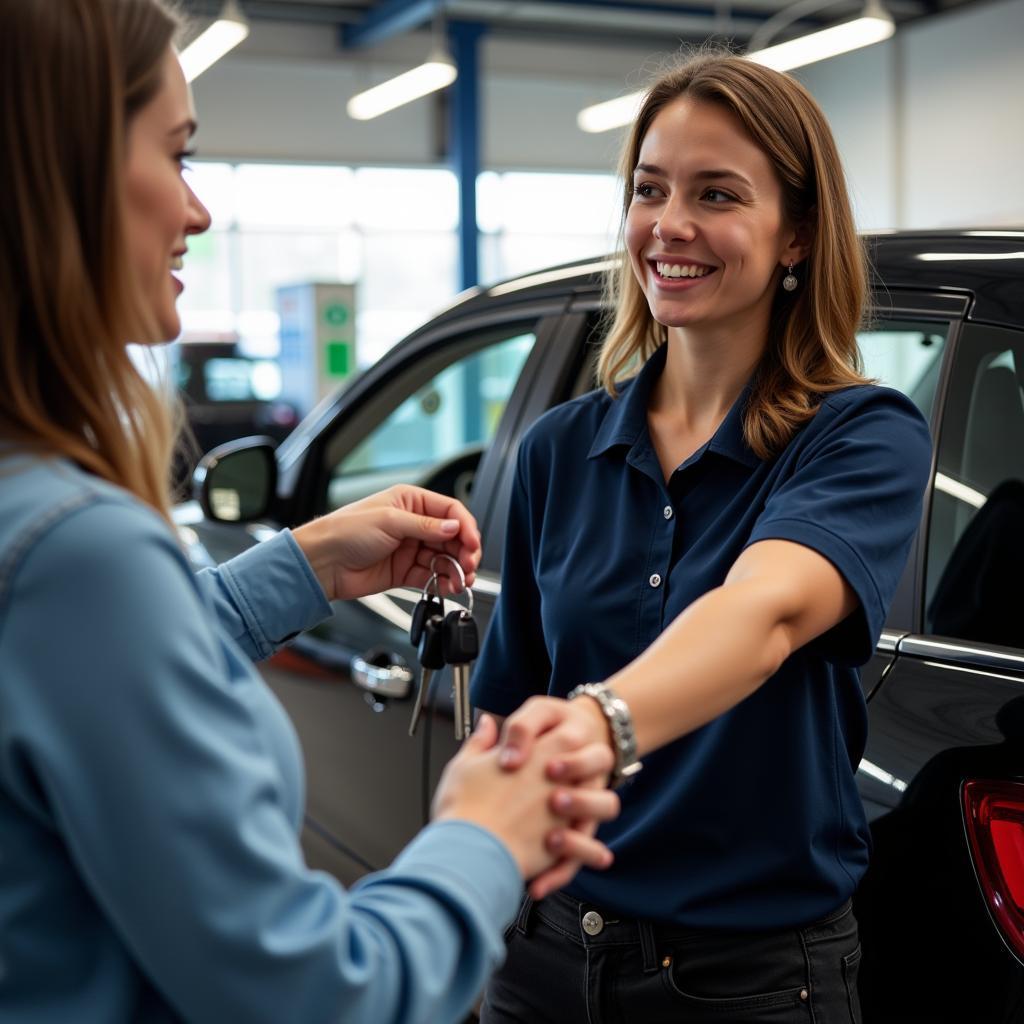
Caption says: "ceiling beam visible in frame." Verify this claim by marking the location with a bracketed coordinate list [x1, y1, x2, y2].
[340, 0, 442, 48]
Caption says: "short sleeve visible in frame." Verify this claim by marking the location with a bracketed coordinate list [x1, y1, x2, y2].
[471, 441, 552, 715]
[746, 387, 932, 665]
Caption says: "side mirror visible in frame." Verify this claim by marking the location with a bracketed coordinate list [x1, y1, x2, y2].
[192, 437, 278, 523]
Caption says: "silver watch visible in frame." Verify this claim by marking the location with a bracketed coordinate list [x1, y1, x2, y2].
[567, 683, 642, 787]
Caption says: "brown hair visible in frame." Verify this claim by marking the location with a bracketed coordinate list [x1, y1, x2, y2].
[0, 0, 181, 519]
[598, 49, 871, 459]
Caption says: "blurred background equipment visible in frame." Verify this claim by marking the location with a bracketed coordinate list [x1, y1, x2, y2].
[277, 282, 359, 418]
[174, 339, 299, 466]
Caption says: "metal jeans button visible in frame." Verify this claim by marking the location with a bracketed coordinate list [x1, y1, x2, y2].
[581, 910, 604, 936]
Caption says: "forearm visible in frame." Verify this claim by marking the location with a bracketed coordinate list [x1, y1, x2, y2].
[607, 579, 794, 757]
[195, 530, 331, 661]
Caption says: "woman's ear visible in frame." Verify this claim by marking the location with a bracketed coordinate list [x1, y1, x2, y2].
[785, 215, 815, 266]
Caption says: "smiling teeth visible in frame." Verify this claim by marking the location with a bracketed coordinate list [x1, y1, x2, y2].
[170, 256, 184, 271]
[657, 263, 709, 278]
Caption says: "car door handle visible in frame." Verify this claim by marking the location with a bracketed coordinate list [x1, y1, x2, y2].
[350, 654, 414, 700]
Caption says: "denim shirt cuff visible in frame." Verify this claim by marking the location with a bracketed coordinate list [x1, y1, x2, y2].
[218, 529, 332, 659]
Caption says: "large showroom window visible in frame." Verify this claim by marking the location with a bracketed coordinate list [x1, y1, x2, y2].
[175, 162, 617, 370]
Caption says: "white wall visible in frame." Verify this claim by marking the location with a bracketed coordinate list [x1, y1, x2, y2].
[793, 42, 898, 230]
[189, 0, 1024, 228]
[797, 0, 1024, 229]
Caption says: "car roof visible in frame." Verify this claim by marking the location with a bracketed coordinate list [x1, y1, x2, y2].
[430, 229, 1024, 329]
[277, 230, 1023, 468]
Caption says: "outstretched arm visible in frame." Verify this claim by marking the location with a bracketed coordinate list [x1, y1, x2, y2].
[503, 539, 856, 770]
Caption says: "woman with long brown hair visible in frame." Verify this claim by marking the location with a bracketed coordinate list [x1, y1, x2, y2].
[0, 2, 619, 1021]
[472, 52, 932, 1022]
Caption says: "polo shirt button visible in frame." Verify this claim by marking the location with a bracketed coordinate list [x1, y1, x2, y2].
[663, 505, 673, 520]
[649, 573, 662, 588]
[581, 910, 604, 936]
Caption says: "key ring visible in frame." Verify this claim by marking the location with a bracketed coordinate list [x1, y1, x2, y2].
[429, 553, 473, 617]
[421, 571, 445, 611]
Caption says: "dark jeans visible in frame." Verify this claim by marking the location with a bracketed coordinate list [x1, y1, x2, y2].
[480, 891, 862, 1024]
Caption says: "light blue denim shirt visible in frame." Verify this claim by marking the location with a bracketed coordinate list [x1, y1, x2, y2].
[0, 452, 521, 1024]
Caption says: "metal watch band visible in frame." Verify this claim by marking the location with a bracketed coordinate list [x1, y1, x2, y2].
[567, 683, 642, 787]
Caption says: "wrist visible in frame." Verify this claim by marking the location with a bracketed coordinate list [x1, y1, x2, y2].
[575, 695, 615, 752]
[567, 683, 643, 788]
[291, 519, 335, 600]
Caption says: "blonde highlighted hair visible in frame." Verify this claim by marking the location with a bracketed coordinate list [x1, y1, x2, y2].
[0, 0, 181, 520]
[598, 50, 871, 459]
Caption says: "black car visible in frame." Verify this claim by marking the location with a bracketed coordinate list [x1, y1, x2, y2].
[179, 231, 1024, 1022]
[174, 341, 299, 468]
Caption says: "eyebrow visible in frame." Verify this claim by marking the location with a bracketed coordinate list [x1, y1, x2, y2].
[633, 163, 753, 189]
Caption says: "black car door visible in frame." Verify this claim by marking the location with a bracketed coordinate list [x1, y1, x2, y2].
[261, 302, 573, 883]
[855, 320, 1024, 1024]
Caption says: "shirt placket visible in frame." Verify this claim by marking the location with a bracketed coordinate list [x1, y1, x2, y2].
[626, 448, 676, 654]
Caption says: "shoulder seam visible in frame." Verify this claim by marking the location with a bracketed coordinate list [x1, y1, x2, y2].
[0, 490, 162, 622]
[0, 492, 104, 618]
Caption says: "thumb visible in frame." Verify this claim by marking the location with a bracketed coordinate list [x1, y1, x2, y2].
[463, 713, 498, 753]
[392, 509, 461, 543]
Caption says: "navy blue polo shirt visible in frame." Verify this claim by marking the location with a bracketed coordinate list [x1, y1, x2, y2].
[471, 343, 932, 930]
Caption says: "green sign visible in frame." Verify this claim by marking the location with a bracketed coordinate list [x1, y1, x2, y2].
[323, 303, 350, 328]
[326, 340, 352, 377]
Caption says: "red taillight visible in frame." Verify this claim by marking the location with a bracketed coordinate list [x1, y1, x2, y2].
[963, 780, 1024, 961]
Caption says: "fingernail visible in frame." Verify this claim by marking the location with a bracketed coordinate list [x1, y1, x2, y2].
[548, 761, 566, 779]
[549, 831, 564, 850]
[554, 791, 572, 811]
[499, 748, 517, 768]
[440, 519, 460, 534]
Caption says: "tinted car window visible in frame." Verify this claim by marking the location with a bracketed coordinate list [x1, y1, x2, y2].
[857, 320, 948, 419]
[326, 328, 536, 510]
[925, 324, 1024, 649]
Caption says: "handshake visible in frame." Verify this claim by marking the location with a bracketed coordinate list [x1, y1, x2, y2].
[433, 697, 621, 900]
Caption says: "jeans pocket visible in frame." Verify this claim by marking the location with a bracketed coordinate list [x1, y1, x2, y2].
[662, 965, 809, 1018]
[842, 945, 863, 1024]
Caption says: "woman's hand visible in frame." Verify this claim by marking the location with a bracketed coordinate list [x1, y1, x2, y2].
[292, 485, 482, 602]
[494, 696, 617, 900]
[433, 716, 619, 888]
[498, 695, 613, 780]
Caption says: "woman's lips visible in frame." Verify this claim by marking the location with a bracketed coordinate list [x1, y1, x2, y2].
[648, 260, 716, 289]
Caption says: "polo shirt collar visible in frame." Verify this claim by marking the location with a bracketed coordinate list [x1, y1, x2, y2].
[587, 343, 761, 469]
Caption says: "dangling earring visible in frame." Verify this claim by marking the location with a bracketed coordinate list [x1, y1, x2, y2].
[782, 262, 798, 292]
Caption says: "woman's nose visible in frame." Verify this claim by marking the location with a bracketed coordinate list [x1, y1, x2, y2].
[185, 182, 211, 236]
[653, 197, 697, 243]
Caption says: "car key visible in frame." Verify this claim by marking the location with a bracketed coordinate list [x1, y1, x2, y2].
[409, 575, 442, 648]
[409, 612, 446, 737]
[443, 607, 479, 741]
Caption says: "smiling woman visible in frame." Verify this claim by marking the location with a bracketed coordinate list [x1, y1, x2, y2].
[0, 2, 620, 1022]
[123, 48, 210, 340]
[472, 51, 933, 1024]
[600, 53, 870, 460]
[0, 0, 184, 516]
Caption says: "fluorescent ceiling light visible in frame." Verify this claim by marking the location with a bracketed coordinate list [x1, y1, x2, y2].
[577, 0, 894, 132]
[347, 59, 457, 120]
[577, 91, 644, 134]
[179, 0, 249, 83]
[747, 6, 894, 71]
